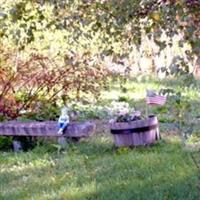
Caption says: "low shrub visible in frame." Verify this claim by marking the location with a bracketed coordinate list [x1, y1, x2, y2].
[0, 137, 12, 150]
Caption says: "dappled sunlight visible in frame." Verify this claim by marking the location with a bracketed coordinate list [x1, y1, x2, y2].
[101, 90, 122, 101]
[0, 157, 56, 174]
[58, 181, 97, 200]
[100, 79, 165, 103]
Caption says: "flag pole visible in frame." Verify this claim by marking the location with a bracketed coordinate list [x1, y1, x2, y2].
[145, 89, 149, 118]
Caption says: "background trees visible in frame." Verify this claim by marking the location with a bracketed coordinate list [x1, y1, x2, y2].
[0, 0, 199, 118]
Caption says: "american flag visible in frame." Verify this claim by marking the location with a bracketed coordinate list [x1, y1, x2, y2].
[146, 90, 166, 106]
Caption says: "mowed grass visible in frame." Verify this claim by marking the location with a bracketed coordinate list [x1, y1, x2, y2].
[0, 135, 199, 200]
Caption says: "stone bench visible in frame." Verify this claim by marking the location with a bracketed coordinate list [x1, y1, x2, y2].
[0, 121, 95, 151]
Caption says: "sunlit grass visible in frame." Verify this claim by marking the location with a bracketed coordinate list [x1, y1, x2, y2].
[100, 78, 163, 102]
[0, 135, 199, 200]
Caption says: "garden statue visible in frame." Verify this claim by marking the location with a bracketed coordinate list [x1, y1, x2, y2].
[57, 106, 70, 135]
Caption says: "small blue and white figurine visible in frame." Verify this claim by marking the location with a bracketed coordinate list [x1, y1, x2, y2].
[57, 106, 70, 135]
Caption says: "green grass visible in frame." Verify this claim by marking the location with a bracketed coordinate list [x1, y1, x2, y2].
[1, 76, 200, 199]
[0, 135, 199, 200]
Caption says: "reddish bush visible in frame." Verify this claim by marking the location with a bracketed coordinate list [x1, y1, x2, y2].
[0, 48, 110, 119]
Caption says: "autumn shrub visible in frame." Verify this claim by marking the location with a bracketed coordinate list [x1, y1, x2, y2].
[0, 47, 110, 120]
[0, 48, 71, 119]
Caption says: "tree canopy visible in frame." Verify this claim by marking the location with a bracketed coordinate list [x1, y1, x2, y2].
[0, 0, 199, 57]
[0, 0, 200, 118]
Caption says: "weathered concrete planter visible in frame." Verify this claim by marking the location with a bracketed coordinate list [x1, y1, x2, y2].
[0, 121, 95, 137]
[0, 121, 96, 151]
[110, 116, 160, 147]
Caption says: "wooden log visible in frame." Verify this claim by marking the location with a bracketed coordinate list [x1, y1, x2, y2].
[110, 116, 160, 147]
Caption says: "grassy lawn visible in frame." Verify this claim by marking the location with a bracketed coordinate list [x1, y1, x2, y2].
[1, 77, 200, 200]
[0, 134, 199, 200]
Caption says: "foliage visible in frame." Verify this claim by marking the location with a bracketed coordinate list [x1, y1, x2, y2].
[0, 0, 199, 67]
[0, 137, 12, 150]
[1, 1, 199, 48]
[159, 74, 197, 139]
[0, 0, 199, 118]
[115, 112, 142, 123]
[0, 48, 70, 119]
[0, 47, 109, 119]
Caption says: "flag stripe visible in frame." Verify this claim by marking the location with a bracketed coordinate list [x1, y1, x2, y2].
[146, 95, 166, 106]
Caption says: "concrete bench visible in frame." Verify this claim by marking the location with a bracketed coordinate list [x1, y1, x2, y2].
[0, 121, 95, 151]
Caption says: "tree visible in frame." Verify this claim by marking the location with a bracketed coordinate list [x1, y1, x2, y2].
[0, 0, 199, 118]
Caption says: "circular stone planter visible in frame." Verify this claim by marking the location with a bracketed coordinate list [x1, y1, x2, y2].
[110, 116, 160, 147]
